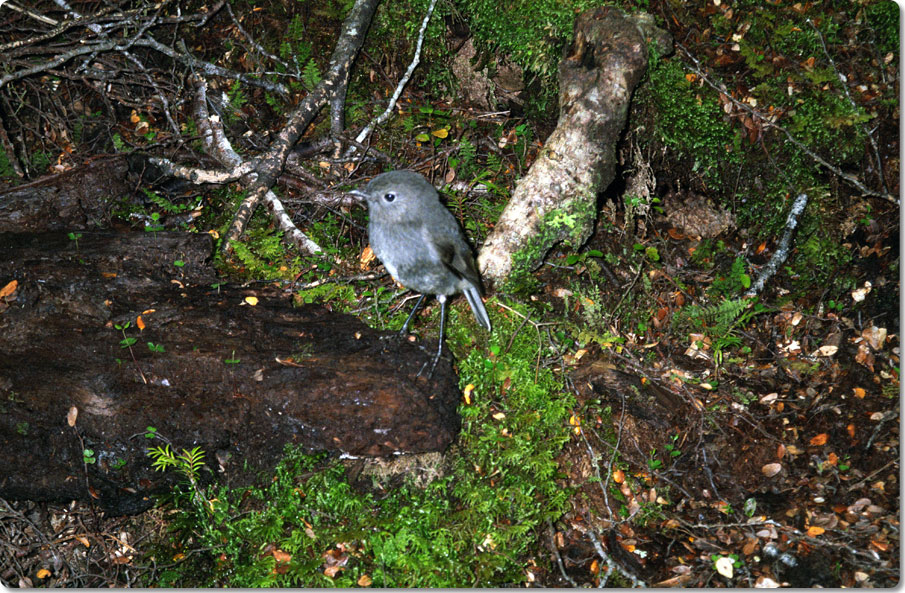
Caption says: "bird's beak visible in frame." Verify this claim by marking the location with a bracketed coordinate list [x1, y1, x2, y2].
[349, 189, 369, 202]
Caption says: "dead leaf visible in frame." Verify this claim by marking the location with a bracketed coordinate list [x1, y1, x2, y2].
[66, 406, 78, 427]
[322, 548, 348, 578]
[853, 387, 866, 399]
[431, 127, 449, 138]
[855, 344, 875, 371]
[360, 245, 376, 269]
[815, 345, 838, 357]
[75, 536, 90, 548]
[742, 539, 758, 555]
[463, 383, 474, 405]
[244, 296, 259, 306]
[357, 574, 373, 587]
[807, 526, 825, 537]
[613, 469, 625, 484]
[760, 392, 779, 404]
[715, 556, 734, 578]
[755, 576, 781, 587]
[862, 326, 887, 351]
[136, 315, 145, 331]
[851, 281, 872, 302]
[762, 463, 782, 477]
[0, 279, 17, 298]
[272, 549, 291, 563]
[809, 433, 828, 446]
[36, 568, 50, 579]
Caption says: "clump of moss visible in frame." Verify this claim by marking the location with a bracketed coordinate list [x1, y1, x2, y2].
[639, 55, 742, 190]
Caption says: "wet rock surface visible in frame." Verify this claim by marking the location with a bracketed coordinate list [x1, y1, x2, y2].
[0, 229, 461, 515]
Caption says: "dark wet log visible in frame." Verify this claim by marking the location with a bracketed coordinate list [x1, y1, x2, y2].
[0, 156, 134, 232]
[0, 231, 460, 515]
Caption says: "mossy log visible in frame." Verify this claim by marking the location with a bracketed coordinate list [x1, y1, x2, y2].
[478, 8, 671, 283]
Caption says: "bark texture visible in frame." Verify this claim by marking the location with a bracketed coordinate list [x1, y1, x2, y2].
[478, 8, 671, 283]
[0, 162, 461, 516]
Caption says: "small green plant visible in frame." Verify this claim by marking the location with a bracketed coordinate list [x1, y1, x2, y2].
[143, 188, 199, 215]
[147, 342, 165, 353]
[15, 421, 29, 436]
[664, 434, 681, 459]
[674, 297, 767, 371]
[112, 457, 128, 470]
[115, 321, 138, 348]
[224, 350, 240, 364]
[145, 212, 164, 233]
[565, 249, 603, 266]
[647, 449, 662, 470]
[709, 257, 751, 297]
[67, 231, 82, 252]
[145, 427, 211, 519]
[173, 259, 185, 268]
[147, 444, 206, 485]
[743, 497, 757, 517]
[301, 58, 322, 89]
[83, 448, 96, 465]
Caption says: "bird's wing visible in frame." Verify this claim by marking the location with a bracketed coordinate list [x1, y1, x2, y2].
[430, 233, 482, 291]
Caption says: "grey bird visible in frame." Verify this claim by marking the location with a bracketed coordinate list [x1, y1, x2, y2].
[351, 170, 491, 374]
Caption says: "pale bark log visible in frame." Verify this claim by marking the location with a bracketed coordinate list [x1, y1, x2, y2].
[478, 8, 671, 283]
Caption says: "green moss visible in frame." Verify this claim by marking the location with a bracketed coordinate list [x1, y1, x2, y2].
[142, 299, 573, 587]
[455, 0, 601, 84]
[500, 195, 597, 295]
[641, 56, 742, 188]
[864, 1, 899, 55]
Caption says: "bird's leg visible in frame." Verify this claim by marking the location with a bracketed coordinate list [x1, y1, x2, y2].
[418, 295, 446, 378]
[399, 294, 426, 336]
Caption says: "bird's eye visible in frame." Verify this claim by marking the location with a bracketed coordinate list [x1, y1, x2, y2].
[383, 193, 396, 202]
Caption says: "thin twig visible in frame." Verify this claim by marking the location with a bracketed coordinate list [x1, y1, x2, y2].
[745, 193, 808, 297]
[350, 0, 438, 150]
[587, 529, 646, 588]
[808, 18, 888, 195]
[546, 519, 578, 586]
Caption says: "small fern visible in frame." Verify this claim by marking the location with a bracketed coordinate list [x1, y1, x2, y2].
[675, 297, 767, 370]
[302, 59, 322, 89]
[143, 188, 198, 214]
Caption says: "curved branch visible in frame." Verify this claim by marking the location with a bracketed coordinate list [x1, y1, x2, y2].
[222, 0, 380, 249]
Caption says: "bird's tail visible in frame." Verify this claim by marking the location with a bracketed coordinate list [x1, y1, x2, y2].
[463, 284, 492, 331]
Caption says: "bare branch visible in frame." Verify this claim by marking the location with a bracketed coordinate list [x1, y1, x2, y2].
[745, 193, 809, 297]
[222, 0, 380, 248]
[351, 0, 438, 149]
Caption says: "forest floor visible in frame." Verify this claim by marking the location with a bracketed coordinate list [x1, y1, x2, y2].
[0, 0, 898, 588]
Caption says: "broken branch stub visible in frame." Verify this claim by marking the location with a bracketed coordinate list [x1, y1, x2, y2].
[478, 8, 671, 283]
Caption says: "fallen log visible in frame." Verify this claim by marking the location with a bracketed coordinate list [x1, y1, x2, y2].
[478, 8, 671, 283]
[0, 231, 460, 514]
